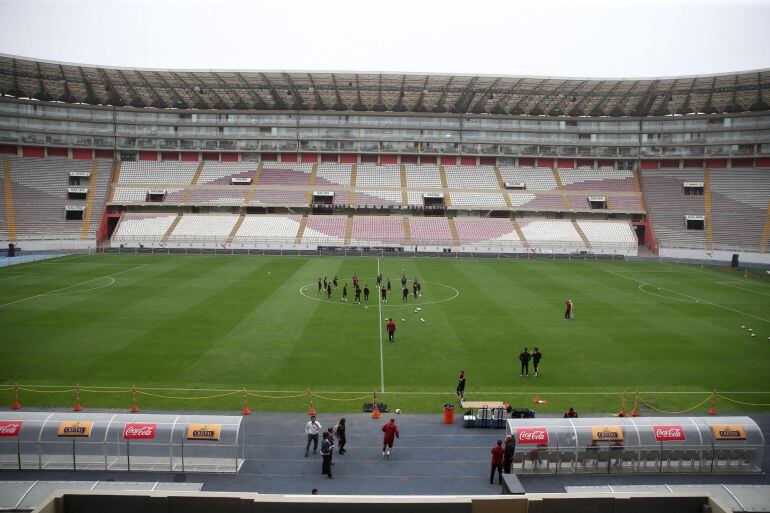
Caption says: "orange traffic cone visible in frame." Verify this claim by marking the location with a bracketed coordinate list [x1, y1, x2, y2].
[130, 385, 139, 413]
[307, 388, 317, 415]
[533, 395, 538, 405]
[11, 383, 21, 410]
[631, 391, 639, 417]
[371, 390, 381, 419]
[241, 388, 251, 415]
[73, 384, 83, 412]
[618, 392, 627, 417]
[707, 388, 717, 415]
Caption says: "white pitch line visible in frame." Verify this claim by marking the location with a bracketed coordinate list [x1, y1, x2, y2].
[0, 265, 141, 309]
[606, 270, 770, 324]
[715, 282, 770, 298]
[377, 258, 385, 394]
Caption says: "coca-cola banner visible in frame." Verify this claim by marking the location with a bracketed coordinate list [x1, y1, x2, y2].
[515, 427, 549, 445]
[123, 423, 157, 440]
[711, 424, 746, 440]
[653, 425, 685, 442]
[0, 421, 23, 437]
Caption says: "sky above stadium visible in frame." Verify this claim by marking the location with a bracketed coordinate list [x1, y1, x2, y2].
[1, 0, 768, 78]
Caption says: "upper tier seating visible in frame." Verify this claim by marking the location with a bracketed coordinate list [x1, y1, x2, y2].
[9, 156, 112, 240]
[111, 213, 177, 243]
[355, 164, 401, 187]
[303, 215, 348, 245]
[405, 165, 442, 188]
[258, 163, 312, 186]
[167, 214, 239, 243]
[249, 190, 308, 206]
[453, 218, 521, 244]
[557, 168, 637, 191]
[498, 167, 558, 190]
[640, 169, 706, 249]
[450, 192, 507, 209]
[233, 215, 302, 243]
[355, 190, 402, 206]
[197, 162, 256, 185]
[507, 193, 566, 210]
[408, 217, 453, 245]
[119, 162, 198, 185]
[443, 165, 499, 189]
[606, 196, 644, 211]
[112, 187, 148, 203]
[316, 163, 352, 187]
[710, 168, 770, 250]
[186, 189, 248, 205]
[350, 216, 404, 245]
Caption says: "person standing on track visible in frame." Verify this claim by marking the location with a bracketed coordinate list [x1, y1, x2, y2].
[565, 299, 573, 320]
[503, 434, 515, 474]
[386, 318, 396, 342]
[490, 440, 505, 485]
[456, 370, 466, 401]
[305, 415, 322, 457]
[320, 431, 334, 478]
[381, 418, 400, 458]
[335, 418, 347, 455]
[532, 347, 542, 377]
[519, 347, 531, 378]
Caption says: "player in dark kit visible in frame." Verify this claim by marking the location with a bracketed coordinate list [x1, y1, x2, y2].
[402, 286, 409, 302]
[376, 274, 382, 287]
[381, 286, 388, 303]
[317, 277, 322, 294]
[354, 285, 361, 304]
[342, 283, 348, 302]
[327, 283, 332, 299]
[323, 276, 328, 290]
[387, 278, 392, 292]
[401, 274, 407, 288]
[412, 281, 419, 299]
[416, 279, 421, 297]
[532, 347, 542, 377]
[364, 284, 370, 302]
[519, 347, 531, 378]
[333, 275, 338, 288]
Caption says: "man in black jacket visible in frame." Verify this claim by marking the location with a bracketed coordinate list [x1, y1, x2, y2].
[519, 348, 531, 378]
[321, 432, 334, 479]
[532, 348, 542, 377]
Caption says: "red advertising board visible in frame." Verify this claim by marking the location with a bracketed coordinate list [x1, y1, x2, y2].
[0, 421, 22, 437]
[653, 425, 685, 442]
[516, 427, 549, 445]
[122, 423, 157, 440]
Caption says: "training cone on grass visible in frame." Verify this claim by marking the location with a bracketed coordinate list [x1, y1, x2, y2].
[130, 385, 139, 413]
[307, 388, 317, 415]
[241, 388, 251, 415]
[73, 384, 83, 412]
[533, 395, 547, 405]
[708, 388, 717, 415]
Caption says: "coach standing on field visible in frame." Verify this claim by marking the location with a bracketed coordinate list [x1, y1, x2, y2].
[305, 415, 322, 457]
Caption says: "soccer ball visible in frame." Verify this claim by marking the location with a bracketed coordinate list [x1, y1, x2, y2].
[395, 408, 401, 414]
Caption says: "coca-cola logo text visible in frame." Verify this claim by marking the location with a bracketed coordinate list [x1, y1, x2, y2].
[516, 428, 549, 445]
[0, 421, 22, 437]
[123, 423, 157, 440]
[653, 425, 685, 442]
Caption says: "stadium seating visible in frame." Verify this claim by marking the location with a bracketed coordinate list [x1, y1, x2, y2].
[408, 217, 453, 245]
[710, 168, 770, 250]
[249, 190, 308, 206]
[508, 193, 566, 210]
[520, 219, 586, 251]
[355, 164, 401, 187]
[233, 215, 302, 244]
[111, 187, 149, 203]
[498, 166, 558, 190]
[186, 189, 248, 205]
[196, 162, 256, 185]
[453, 218, 522, 244]
[405, 164, 442, 188]
[167, 214, 239, 243]
[443, 165, 499, 189]
[450, 192, 508, 209]
[119, 161, 198, 185]
[303, 215, 348, 245]
[350, 216, 404, 245]
[316, 163, 352, 187]
[354, 190, 403, 206]
[257, 164, 312, 186]
[111, 213, 177, 243]
[640, 169, 706, 249]
[606, 196, 644, 211]
[577, 220, 637, 251]
[557, 168, 637, 191]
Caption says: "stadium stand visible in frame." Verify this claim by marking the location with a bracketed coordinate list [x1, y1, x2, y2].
[405, 164, 443, 188]
[316, 163, 352, 187]
[577, 219, 638, 252]
[118, 161, 198, 185]
[640, 169, 706, 249]
[167, 214, 239, 244]
[354, 189, 403, 206]
[498, 166, 558, 190]
[350, 216, 404, 245]
[453, 218, 522, 245]
[111, 213, 178, 244]
[258, 164, 312, 186]
[557, 168, 637, 191]
[450, 192, 508, 209]
[196, 162, 257, 185]
[710, 168, 770, 250]
[408, 217, 453, 245]
[233, 215, 302, 245]
[249, 190, 308, 206]
[187, 188, 248, 206]
[302, 215, 348, 245]
[507, 192, 566, 210]
[355, 164, 401, 187]
[444, 165, 499, 189]
[519, 219, 586, 252]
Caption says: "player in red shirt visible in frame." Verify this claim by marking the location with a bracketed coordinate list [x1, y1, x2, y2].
[386, 318, 396, 342]
[490, 439, 505, 484]
[564, 299, 573, 320]
[381, 418, 400, 458]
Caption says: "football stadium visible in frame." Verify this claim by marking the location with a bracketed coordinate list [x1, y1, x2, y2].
[1, 1, 770, 511]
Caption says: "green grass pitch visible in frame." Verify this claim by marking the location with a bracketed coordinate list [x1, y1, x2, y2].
[1, 254, 769, 415]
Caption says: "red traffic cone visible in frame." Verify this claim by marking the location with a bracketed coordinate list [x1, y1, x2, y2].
[631, 391, 639, 417]
[371, 389, 381, 419]
[708, 388, 717, 415]
[242, 388, 251, 415]
[130, 385, 139, 413]
[73, 384, 83, 412]
[533, 395, 538, 405]
[11, 383, 21, 410]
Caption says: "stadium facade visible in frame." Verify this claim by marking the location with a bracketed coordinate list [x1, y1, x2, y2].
[0, 55, 769, 261]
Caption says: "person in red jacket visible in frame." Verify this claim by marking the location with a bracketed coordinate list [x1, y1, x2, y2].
[381, 418, 400, 458]
[386, 318, 396, 342]
[490, 439, 505, 484]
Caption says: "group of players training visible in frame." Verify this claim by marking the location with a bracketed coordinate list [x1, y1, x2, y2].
[317, 273, 423, 304]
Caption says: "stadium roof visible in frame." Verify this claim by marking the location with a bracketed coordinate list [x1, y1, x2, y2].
[1, 54, 769, 117]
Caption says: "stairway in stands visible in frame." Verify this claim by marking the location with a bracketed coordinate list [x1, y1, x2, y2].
[2, 156, 16, 242]
[80, 160, 100, 239]
[295, 216, 308, 244]
[161, 214, 183, 243]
